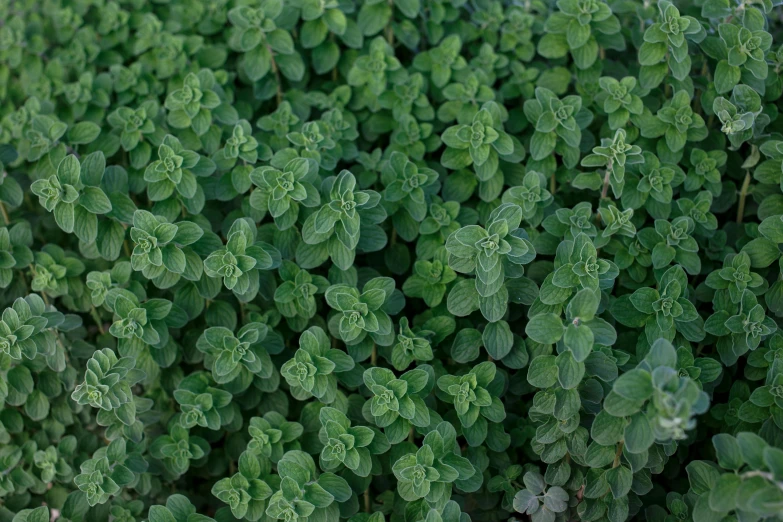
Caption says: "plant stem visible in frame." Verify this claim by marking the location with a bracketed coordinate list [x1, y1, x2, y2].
[600, 169, 611, 199]
[0, 201, 9, 225]
[386, 1, 394, 45]
[741, 470, 783, 491]
[331, 34, 338, 82]
[550, 172, 556, 195]
[701, 60, 711, 82]
[121, 223, 132, 257]
[90, 306, 105, 335]
[613, 442, 624, 468]
[371, 343, 377, 366]
[270, 47, 282, 106]
[737, 170, 751, 224]
[364, 489, 371, 513]
[24, 191, 35, 211]
[408, 426, 414, 443]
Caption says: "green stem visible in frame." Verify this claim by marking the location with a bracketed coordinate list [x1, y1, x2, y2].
[331, 34, 338, 82]
[270, 47, 282, 106]
[0, 201, 9, 225]
[364, 489, 371, 513]
[737, 170, 751, 223]
[90, 306, 106, 335]
[386, 0, 394, 45]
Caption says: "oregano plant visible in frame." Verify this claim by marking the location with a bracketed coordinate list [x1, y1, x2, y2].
[1, 2, 783, 522]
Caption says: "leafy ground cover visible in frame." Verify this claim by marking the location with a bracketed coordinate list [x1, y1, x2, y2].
[1, 1, 783, 522]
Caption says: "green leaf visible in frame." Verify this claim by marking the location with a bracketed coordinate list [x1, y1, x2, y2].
[556, 351, 584, 389]
[736, 432, 768, 469]
[483, 320, 513, 359]
[686, 461, 721, 495]
[604, 466, 632, 499]
[525, 313, 565, 344]
[148, 506, 177, 522]
[80, 187, 112, 214]
[709, 473, 740, 512]
[527, 355, 558, 388]
[714, 60, 741, 93]
[624, 413, 654, 454]
[591, 411, 626, 446]
[613, 369, 653, 401]
[68, 122, 101, 144]
[712, 434, 743, 470]
[449, 329, 481, 364]
[741, 238, 780, 268]
[563, 324, 593, 362]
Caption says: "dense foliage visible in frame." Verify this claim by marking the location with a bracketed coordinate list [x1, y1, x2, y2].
[2, 0, 783, 521]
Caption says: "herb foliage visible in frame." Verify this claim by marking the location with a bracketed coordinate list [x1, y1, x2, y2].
[1, 1, 783, 522]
